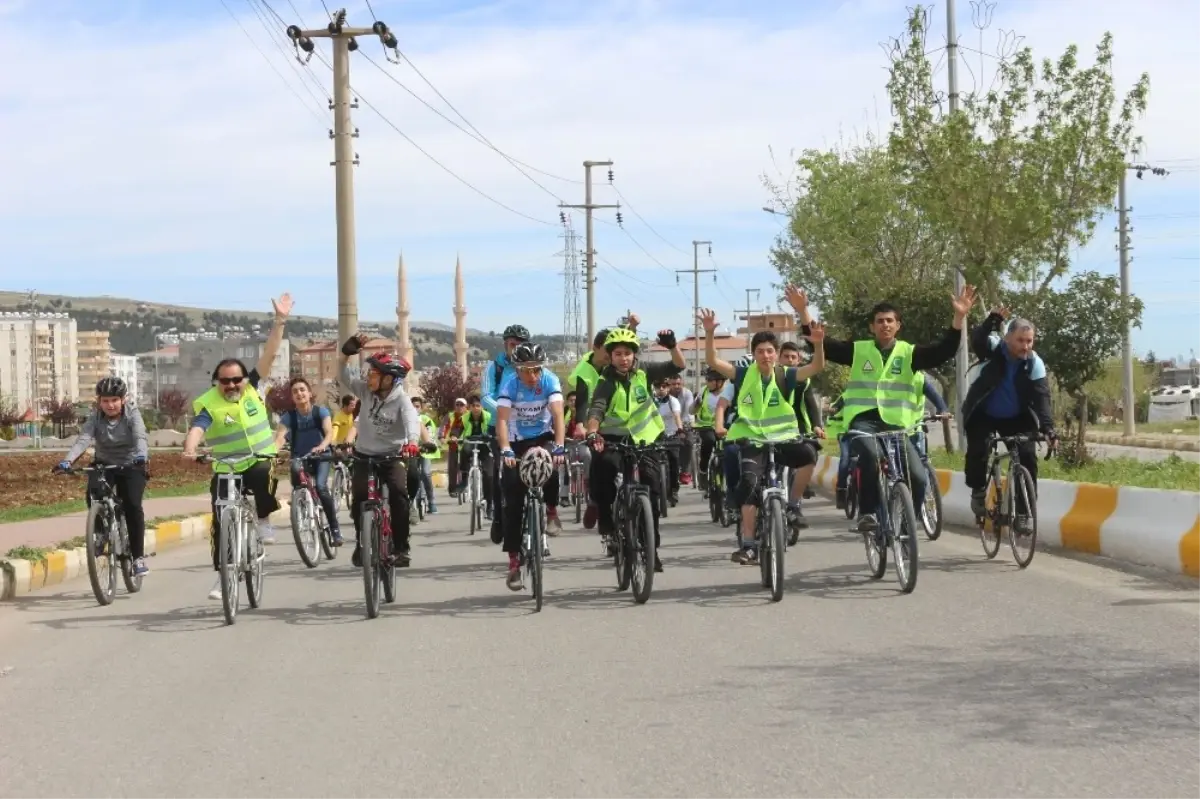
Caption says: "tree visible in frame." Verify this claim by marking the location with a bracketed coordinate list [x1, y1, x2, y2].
[0, 393, 20, 440]
[157, 388, 189, 429]
[1004, 272, 1143, 448]
[41, 397, 80, 438]
[884, 6, 1150, 296]
[419, 367, 479, 419]
[264, 381, 295, 415]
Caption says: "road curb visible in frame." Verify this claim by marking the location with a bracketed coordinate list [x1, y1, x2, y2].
[0, 502, 291, 600]
[1085, 432, 1199, 452]
[810, 455, 1200, 578]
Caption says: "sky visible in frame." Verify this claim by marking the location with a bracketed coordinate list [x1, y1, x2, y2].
[0, 0, 1197, 361]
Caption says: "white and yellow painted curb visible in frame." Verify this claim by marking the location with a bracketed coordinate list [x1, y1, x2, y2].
[811, 455, 1200, 578]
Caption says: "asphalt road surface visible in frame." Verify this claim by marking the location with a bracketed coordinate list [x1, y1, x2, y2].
[1, 490, 1196, 798]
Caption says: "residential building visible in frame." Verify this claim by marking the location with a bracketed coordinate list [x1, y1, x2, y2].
[138, 335, 291, 403]
[0, 311, 79, 414]
[643, 334, 749, 382]
[77, 330, 112, 399]
[737, 311, 798, 343]
[1159, 360, 1200, 389]
[109, 353, 140, 405]
[296, 337, 396, 383]
[136, 344, 178, 406]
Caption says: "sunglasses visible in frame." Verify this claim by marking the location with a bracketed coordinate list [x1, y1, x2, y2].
[218, 376, 244, 386]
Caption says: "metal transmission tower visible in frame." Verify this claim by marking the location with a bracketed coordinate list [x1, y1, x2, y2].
[558, 213, 585, 358]
[284, 8, 401, 346]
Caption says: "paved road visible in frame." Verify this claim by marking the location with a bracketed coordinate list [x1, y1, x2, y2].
[0, 492, 1196, 798]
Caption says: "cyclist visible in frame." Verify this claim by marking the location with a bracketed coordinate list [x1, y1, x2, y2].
[495, 342, 567, 590]
[778, 340, 824, 503]
[482, 323, 530, 544]
[668, 376, 696, 486]
[183, 293, 292, 600]
[458, 394, 493, 515]
[653, 379, 685, 503]
[331, 395, 358, 445]
[338, 333, 436, 568]
[410, 396, 440, 516]
[714, 353, 755, 522]
[272, 376, 341, 546]
[584, 327, 685, 572]
[691, 368, 725, 493]
[785, 283, 975, 533]
[699, 308, 826, 564]
[563, 389, 591, 502]
[441, 398, 469, 497]
[55, 377, 151, 577]
[963, 309, 1055, 527]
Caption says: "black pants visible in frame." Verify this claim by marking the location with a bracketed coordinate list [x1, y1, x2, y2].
[965, 414, 1039, 490]
[589, 441, 662, 547]
[847, 417, 927, 518]
[678, 431, 694, 476]
[458, 444, 493, 505]
[696, 428, 718, 476]
[208, 460, 279, 570]
[735, 440, 817, 507]
[350, 458, 420, 551]
[87, 464, 147, 558]
[500, 436, 560, 554]
[662, 438, 681, 496]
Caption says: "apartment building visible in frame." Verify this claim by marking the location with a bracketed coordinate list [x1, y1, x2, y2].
[737, 311, 798, 343]
[138, 335, 291, 403]
[0, 311, 79, 412]
[109, 353, 140, 405]
[296, 337, 396, 383]
[77, 330, 112, 398]
[643, 333, 749, 382]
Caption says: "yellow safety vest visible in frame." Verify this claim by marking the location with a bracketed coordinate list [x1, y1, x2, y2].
[842, 340, 924, 428]
[727, 368, 800, 443]
[598, 370, 665, 444]
[419, 413, 440, 459]
[461, 410, 491, 438]
[193, 384, 277, 474]
[694, 387, 715, 429]
[568, 353, 602, 396]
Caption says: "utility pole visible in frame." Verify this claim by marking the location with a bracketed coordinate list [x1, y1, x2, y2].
[945, 0, 969, 449]
[559, 161, 619, 344]
[678, 241, 715, 392]
[738, 289, 763, 351]
[286, 10, 399, 346]
[1116, 162, 1170, 436]
[25, 290, 41, 448]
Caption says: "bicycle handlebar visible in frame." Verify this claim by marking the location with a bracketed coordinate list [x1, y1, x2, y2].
[989, 431, 1058, 460]
[195, 453, 277, 466]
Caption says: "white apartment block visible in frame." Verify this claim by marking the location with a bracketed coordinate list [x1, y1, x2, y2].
[109, 353, 140, 405]
[0, 312, 79, 413]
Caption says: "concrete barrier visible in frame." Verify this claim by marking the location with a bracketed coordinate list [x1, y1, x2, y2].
[1086, 431, 1199, 452]
[811, 455, 1199, 578]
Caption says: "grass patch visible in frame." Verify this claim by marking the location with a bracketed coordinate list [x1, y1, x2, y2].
[1091, 420, 1199, 437]
[56, 535, 87, 550]
[926, 448, 1199, 492]
[0, 480, 211, 524]
[4, 545, 48, 561]
[146, 513, 197, 527]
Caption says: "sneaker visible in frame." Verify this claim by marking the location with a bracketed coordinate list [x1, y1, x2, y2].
[132, 557, 149, 576]
[803, 487, 815, 499]
[428, 505, 439, 515]
[835, 488, 847, 510]
[393, 547, 411, 567]
[546, 509, 563, 537]
[207, 577, 222, 600]
[857, 514, 878, 533]
[583, 503, 599, 530]
[506, 557, 523, 591]
[331, 530, 344, 546]
[732, 547, 758, 565]
[351, 546, 362, 567]
[489, 519, 503, 545]
[257, 522, 276, 545]
[970, 490, 987, 518]
[787, 501, 809, 530]
[654, 554, 663, 573]
[680, 472, 693, 486]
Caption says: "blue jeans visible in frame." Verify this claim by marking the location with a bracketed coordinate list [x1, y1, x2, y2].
[290, 458, 340, 533]
[417, 457, 436, 509]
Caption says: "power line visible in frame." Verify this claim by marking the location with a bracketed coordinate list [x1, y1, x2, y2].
[607, 180, 690, 256]
[249, 0, 333, 101]
[595, 256, 674, 289]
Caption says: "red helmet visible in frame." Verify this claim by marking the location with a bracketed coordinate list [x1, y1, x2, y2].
[366, 352, 411, 379]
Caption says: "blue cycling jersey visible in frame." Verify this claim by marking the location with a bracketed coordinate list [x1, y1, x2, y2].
[496, 370, 563, 443]
[480, 353, 516, 422]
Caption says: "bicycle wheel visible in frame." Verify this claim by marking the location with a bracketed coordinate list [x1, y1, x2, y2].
[118, 516, 143, 594]
[764, 496, 786, 602]
[920, 464, 943, 541]
[317, 505, 337, 561]
[84, 503, 116, 606]
[331, 467, 345, 514]
[380, 516, 396, 605]
[613, 498, 631, 591]
[844, 473, 858, 520]
[290, 489, 320, 568]
[658, 467, 669, 518]
[361, 510, 381, 619]
[979, 474, 1002, 559]
[629, 493, 656, 604]
[863, 514, 887, 581]
[888, 482, 919, 594]
[245, 510, 264, 609]
[526, 503, 544, 612]
[1008, 465, 1038, 568]
[573, 467, 584, 524]
[708, 482, 722, 523]
[219, 508, 240, 625]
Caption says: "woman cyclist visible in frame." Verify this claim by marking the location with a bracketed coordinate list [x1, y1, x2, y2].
[495, 342, 567, 591]
[273, 376, 342, 546]
[55, 377, 151, 576]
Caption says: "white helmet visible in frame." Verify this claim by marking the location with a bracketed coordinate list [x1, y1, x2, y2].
[518, 446, 554, 488]
[734, 354, 754, 369]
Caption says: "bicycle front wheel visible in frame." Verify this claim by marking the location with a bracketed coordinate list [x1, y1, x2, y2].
[361, 510, 382, 619]
[629, 493, 656, 604]
[888, 482, 919, 594]
[245, 510, 264, 608]
[291, 489, 320, 569]
[765, 496, 786, 602]
[979, 474, 1003, 559]
[1008, 465, 1038, 568]
[921, 464, 943, 541]
[219, 508, 241, 625]
[84, 503, 116, 606]
[526, 504, 544, 612]
[331, 468, 345, 514]
[118, 517, 143, 594]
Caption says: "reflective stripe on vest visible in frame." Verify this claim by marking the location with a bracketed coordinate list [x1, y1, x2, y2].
[727, 369, 800, 443]
[599, 370, 665, 444]
[193, 385, 277, 474]
[568, 354, 601, 395]
[841, 340, 924, 428]
[694, 387, 715, 428]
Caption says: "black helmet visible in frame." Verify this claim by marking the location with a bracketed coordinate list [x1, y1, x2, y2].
[501, 324, 530, 342]
[96, 376, 128, 398]
[365, 352, 411, 379]
[511, 342, 547, 365]
[704, 368, 725, 381]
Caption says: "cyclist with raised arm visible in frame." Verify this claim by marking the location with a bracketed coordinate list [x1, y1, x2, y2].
[481, 324, 530, 543]
[183, 293, 292, 600]
[584, 327, 685, 572]
[495, 343, 567, 590]
[271, 376, 341, 546]
[55, 377, 151, 577]
[963, 309, 1056, 527]
[338, 333, 436, 568]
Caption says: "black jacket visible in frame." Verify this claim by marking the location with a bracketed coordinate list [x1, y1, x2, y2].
[962, 313, 1054, 430]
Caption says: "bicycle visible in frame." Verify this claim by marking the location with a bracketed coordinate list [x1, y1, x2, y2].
[706, 436, 731, 528]
[351, 452, 418, 619]
[288, 450, 339, 569]
[198, 453, 275, 625]
[605, 439, 658, 604]
[461, 436, 489, 536]
[911, 414, 949, 541]
[976, 432, 1055, 568]
[843, 429, 920, 594]
[565, 440, 588, 524]
[63, 464, 144, 606]
[733, 438, 792, 602]
[330, 447, 353, 514]
[656, 436, 683, 517]
[509, 458, 550, 612]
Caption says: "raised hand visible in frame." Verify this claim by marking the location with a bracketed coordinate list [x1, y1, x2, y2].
[272, 293, 294, 320]
[697, 308, 718, 333]
[951, 284, 977, 319]
[804, 320, 826, 343]
[783, 284, 808, 313]
[990, 305, 1011, 320]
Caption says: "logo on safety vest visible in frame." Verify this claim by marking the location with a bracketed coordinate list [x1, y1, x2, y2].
[889, 358, 903, 375]
[861, 361, 875, 373]
[741, 393, 754, 405]
[633, 386, 648, 403]
[223, 413, 235, 426]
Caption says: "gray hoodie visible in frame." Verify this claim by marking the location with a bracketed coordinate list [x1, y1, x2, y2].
[340, 361, 421, 456]
[64, 403, 150, 465]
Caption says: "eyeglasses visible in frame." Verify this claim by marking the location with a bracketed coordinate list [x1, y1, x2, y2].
[218, 376, 244, 386]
